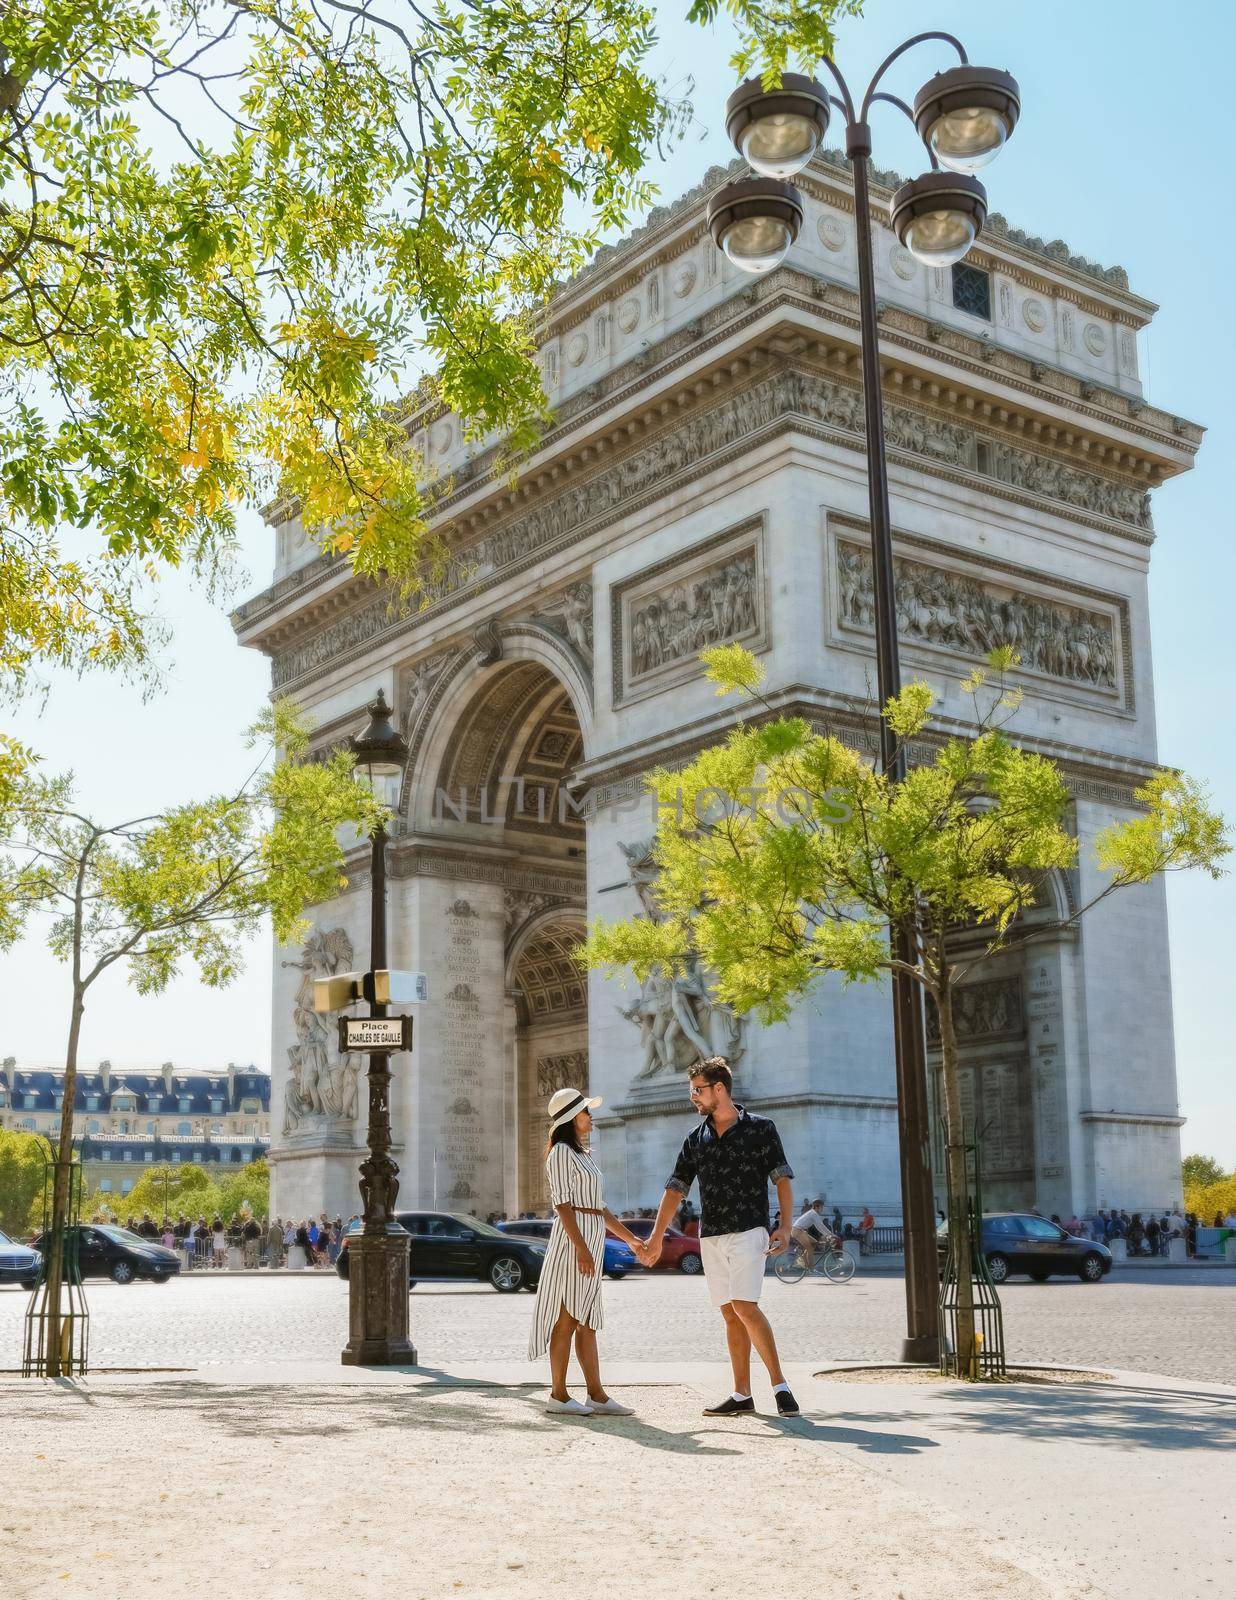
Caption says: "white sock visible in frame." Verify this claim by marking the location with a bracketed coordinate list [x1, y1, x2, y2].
[732, 1391, 751, 1402]
[772, 1381, 790, 1394]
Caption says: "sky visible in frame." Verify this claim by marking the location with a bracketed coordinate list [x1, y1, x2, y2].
[2, 1, 1233, 1165]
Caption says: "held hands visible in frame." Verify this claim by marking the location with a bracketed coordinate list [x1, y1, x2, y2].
[637, 1236, 663, 1268]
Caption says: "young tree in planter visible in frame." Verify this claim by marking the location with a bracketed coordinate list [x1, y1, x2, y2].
[583, 646, 1228, 1377]
[0, 702, 384, 1374]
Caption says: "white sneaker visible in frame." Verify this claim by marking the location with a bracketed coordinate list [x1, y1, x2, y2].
[586, 1397, 635, 1416]
[545, 1397, 594, 1416]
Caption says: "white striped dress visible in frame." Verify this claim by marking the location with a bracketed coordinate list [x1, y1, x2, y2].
[527, 1142, 606, 1359]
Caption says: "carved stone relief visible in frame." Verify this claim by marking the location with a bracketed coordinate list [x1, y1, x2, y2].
[400, 653, 449, 735]
[611, 524, 764, 705]
[533, 580, 594, 666]
[835, 538, 1120, 692]
[817, 212, 845, 252]
[926, 977, 1024, 1044]
[536, 1050, 588, 1099]
[282, 928, 361, 1135]
[272, 369, 1151, 690]
[617, 841, 745, 1084]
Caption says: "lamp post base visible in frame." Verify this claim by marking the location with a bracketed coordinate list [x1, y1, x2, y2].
[341, 1231, 418, 1366]
[900, 1332, 942, 1364]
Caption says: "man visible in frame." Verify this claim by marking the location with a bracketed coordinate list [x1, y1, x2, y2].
[791, 1199, 836, 1272]
[640, 1057, 799, 1418]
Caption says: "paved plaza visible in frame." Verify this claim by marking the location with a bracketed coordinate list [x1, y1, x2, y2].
[2, 1265, 1232, 1380]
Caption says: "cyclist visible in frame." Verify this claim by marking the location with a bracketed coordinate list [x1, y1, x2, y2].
[790, 1198, 836, 1271]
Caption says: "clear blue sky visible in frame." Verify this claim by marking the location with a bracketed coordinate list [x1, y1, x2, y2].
[2, 1, 1233, 1164]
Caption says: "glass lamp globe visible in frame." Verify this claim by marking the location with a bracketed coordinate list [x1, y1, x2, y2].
[740, 112, 821, 180]
[927, 105, 1009, 173]
[720, 213, 794, 274]
[902, 207, 977, 268]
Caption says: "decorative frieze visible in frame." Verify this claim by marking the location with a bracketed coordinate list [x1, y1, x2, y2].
[269, 367, 1152, 691]
[282, 928, 361, 1136]
[835, 537, 1121, 694]
[926, 977, 1024, 1045]
[536, 1050, 588, 1099]
[612, 522, 766, 707]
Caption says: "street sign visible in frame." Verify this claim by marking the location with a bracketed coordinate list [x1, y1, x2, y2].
[363, 970, 428, 1005]
[337, 1015, 413, 1053]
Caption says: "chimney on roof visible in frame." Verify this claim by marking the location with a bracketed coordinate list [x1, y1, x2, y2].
[162, 1060, 174, 1094]
[99, 1059, 111, 1093]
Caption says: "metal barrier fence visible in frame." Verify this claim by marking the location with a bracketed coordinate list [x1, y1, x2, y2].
[860, 1226, 904, 1256]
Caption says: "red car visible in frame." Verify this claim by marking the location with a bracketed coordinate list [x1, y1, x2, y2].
[608, 1218, 702, 1274]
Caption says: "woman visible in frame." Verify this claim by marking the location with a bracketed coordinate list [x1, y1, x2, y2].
[211, 1215, 227, 1269]
[528, 1086, 645, 1417]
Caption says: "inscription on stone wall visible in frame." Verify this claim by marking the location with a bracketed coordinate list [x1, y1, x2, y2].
[439, 899, 486, 1202]
[837, 540, 1119, 691]
[1026, 961, 1068, 1181]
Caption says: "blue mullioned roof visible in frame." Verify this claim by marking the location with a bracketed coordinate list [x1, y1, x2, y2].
[0, 1065, 271, 1116]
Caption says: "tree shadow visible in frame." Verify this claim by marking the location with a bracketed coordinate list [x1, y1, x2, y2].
[827, 1382, 1236, 1453]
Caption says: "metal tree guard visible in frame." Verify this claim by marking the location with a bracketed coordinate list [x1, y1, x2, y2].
[23, 1143, 90, 1378]
[937, 1119, 1005, 1379]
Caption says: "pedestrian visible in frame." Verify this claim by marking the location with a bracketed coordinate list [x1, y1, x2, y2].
[642, 1056, 800, 1417]
[161, 1219, 175, 1249]
[858, 1206, 875, 1241]
[1145, 1214, 1161, 1256]
[210, 1215, 226, 1268]
[528, 1086, 643, 1416]
[1186, 1213, 1198, 1257]
[267, 1216, 284, 1268]
[242, 1213, 262, 1268]
[834, 1206, 845, 1234]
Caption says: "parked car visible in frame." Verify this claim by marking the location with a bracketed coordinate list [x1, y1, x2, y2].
[336, 1212, 546, 1292]
[496, 1219, 640, 1279]
[0, 1228, 41, 1289]
[936, 1212, 1112, 1284]
[607, 1218, 703, 1274]
[32, 1224, 180, 1285]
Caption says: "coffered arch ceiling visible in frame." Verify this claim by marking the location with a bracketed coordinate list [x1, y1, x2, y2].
[434, 661, 585, 844]
[512, 918, 587, 1026]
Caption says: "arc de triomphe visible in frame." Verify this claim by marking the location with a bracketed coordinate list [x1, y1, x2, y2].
[233, 152, 1198, 1224]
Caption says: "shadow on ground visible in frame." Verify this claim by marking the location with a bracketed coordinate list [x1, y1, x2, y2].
[826, 1382, 1236, 1453]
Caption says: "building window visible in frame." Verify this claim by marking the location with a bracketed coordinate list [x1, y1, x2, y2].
[54, 1095, 64, 1110]
[121, 1180, 133, 1194]
[951, 261, 991, 320]
[123, 1150, 133, 1161]
[24, 1094, 36, 1108]
[100, 1179, 112, 1192]
[210, 1099, 223, 1114]
[193, 1150, 203, 1162]
[87, 1119, 100, 1134]
[86, 1096, 99, 1110]
[172, 1150, 182, 1162]
[22, 1117, 35, 1130]
[146, 1120, 157, 1134]
[179, 1098, 191, 1112]
[177, 1120, 191, 1136]
[102, 1150, 111, 1161]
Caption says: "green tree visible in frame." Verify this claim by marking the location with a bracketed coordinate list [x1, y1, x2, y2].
[0, 1125, 48, 1234]
[1182, 1153, 1226, 1192]
[0, 700, 384, 1372]
[0, 0, 857, 697]
[583, 647, 1229, 1377]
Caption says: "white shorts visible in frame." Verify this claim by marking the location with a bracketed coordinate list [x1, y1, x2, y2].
[699, 1227, 769, 1307]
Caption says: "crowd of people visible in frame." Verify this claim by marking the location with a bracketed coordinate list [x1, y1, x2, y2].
[105, 1211, 359, 1269]
[1057, 1207, 1236, 1256]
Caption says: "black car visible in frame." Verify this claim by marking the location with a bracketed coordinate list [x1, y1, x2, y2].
[937, 1212, 1112, 1284]
[33, 1224, 181, 1285]
[336, 1212, 546, 1293]
[0, 1228, 41, 1289]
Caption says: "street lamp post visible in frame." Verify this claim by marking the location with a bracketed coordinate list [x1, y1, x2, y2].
[707, 36, 1020, 1362]
[341, 688, 417, 1366]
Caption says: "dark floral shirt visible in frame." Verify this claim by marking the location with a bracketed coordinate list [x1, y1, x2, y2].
[667, 1106, 794, 1238]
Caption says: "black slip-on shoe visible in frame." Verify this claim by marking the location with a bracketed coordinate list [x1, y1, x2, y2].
[774, 1389, 801, 1416]
[702, 1395, 755, 1416]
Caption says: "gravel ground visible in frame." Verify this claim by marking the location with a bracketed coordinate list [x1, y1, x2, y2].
[2, 1265, 1233, 1381]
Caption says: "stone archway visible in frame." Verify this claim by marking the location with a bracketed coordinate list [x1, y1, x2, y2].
[392, 652, 588, 1219]
[507, 912, 589, 1216]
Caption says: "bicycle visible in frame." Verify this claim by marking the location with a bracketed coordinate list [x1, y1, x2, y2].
[773, 1234, 856, 1284]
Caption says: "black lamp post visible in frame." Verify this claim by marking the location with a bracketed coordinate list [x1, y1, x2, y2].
[341, 687, 417, 1365]
[707, 36, 1020, 1363]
